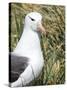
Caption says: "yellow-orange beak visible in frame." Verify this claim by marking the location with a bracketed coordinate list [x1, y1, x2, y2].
[37, 22, 46, 35]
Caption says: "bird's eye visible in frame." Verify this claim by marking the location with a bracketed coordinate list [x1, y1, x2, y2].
[29, 16, 35, 21]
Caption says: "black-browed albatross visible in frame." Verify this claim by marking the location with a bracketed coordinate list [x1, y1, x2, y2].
[9, 12, 46, 87]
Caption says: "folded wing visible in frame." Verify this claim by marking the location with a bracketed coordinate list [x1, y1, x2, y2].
[9, 53, 29, 83]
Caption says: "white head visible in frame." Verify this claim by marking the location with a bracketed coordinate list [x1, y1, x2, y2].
[24, 12, 46, 34]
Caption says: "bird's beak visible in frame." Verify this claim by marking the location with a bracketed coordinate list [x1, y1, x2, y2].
[37, 22, 46, 35]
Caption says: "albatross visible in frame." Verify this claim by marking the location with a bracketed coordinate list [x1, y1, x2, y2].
[9, 12, 46, 87]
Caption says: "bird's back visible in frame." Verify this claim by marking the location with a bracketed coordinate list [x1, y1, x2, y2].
[9, 53, 29, 82]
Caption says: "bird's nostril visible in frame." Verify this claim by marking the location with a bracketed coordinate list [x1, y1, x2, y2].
[37, 22, 46, 35]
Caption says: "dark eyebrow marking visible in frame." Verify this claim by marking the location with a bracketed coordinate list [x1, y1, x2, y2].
[28, 16, 35, 21]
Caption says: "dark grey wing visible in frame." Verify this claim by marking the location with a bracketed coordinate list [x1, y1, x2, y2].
[9, 53, 29, 83]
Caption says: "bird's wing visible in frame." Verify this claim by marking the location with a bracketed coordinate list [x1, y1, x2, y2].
[9, 53, 29, 83]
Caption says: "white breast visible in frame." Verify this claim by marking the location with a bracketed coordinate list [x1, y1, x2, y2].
[12, 27, 44, 77]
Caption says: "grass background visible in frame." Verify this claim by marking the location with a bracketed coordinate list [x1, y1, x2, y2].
[9, 3, 65, 85]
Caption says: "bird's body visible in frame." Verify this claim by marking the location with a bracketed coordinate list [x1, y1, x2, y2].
[12, 26, 44, 77]
[10, 12, 46, 87]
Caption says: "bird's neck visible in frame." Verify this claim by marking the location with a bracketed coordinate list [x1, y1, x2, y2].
[13, 27, 41, 57]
